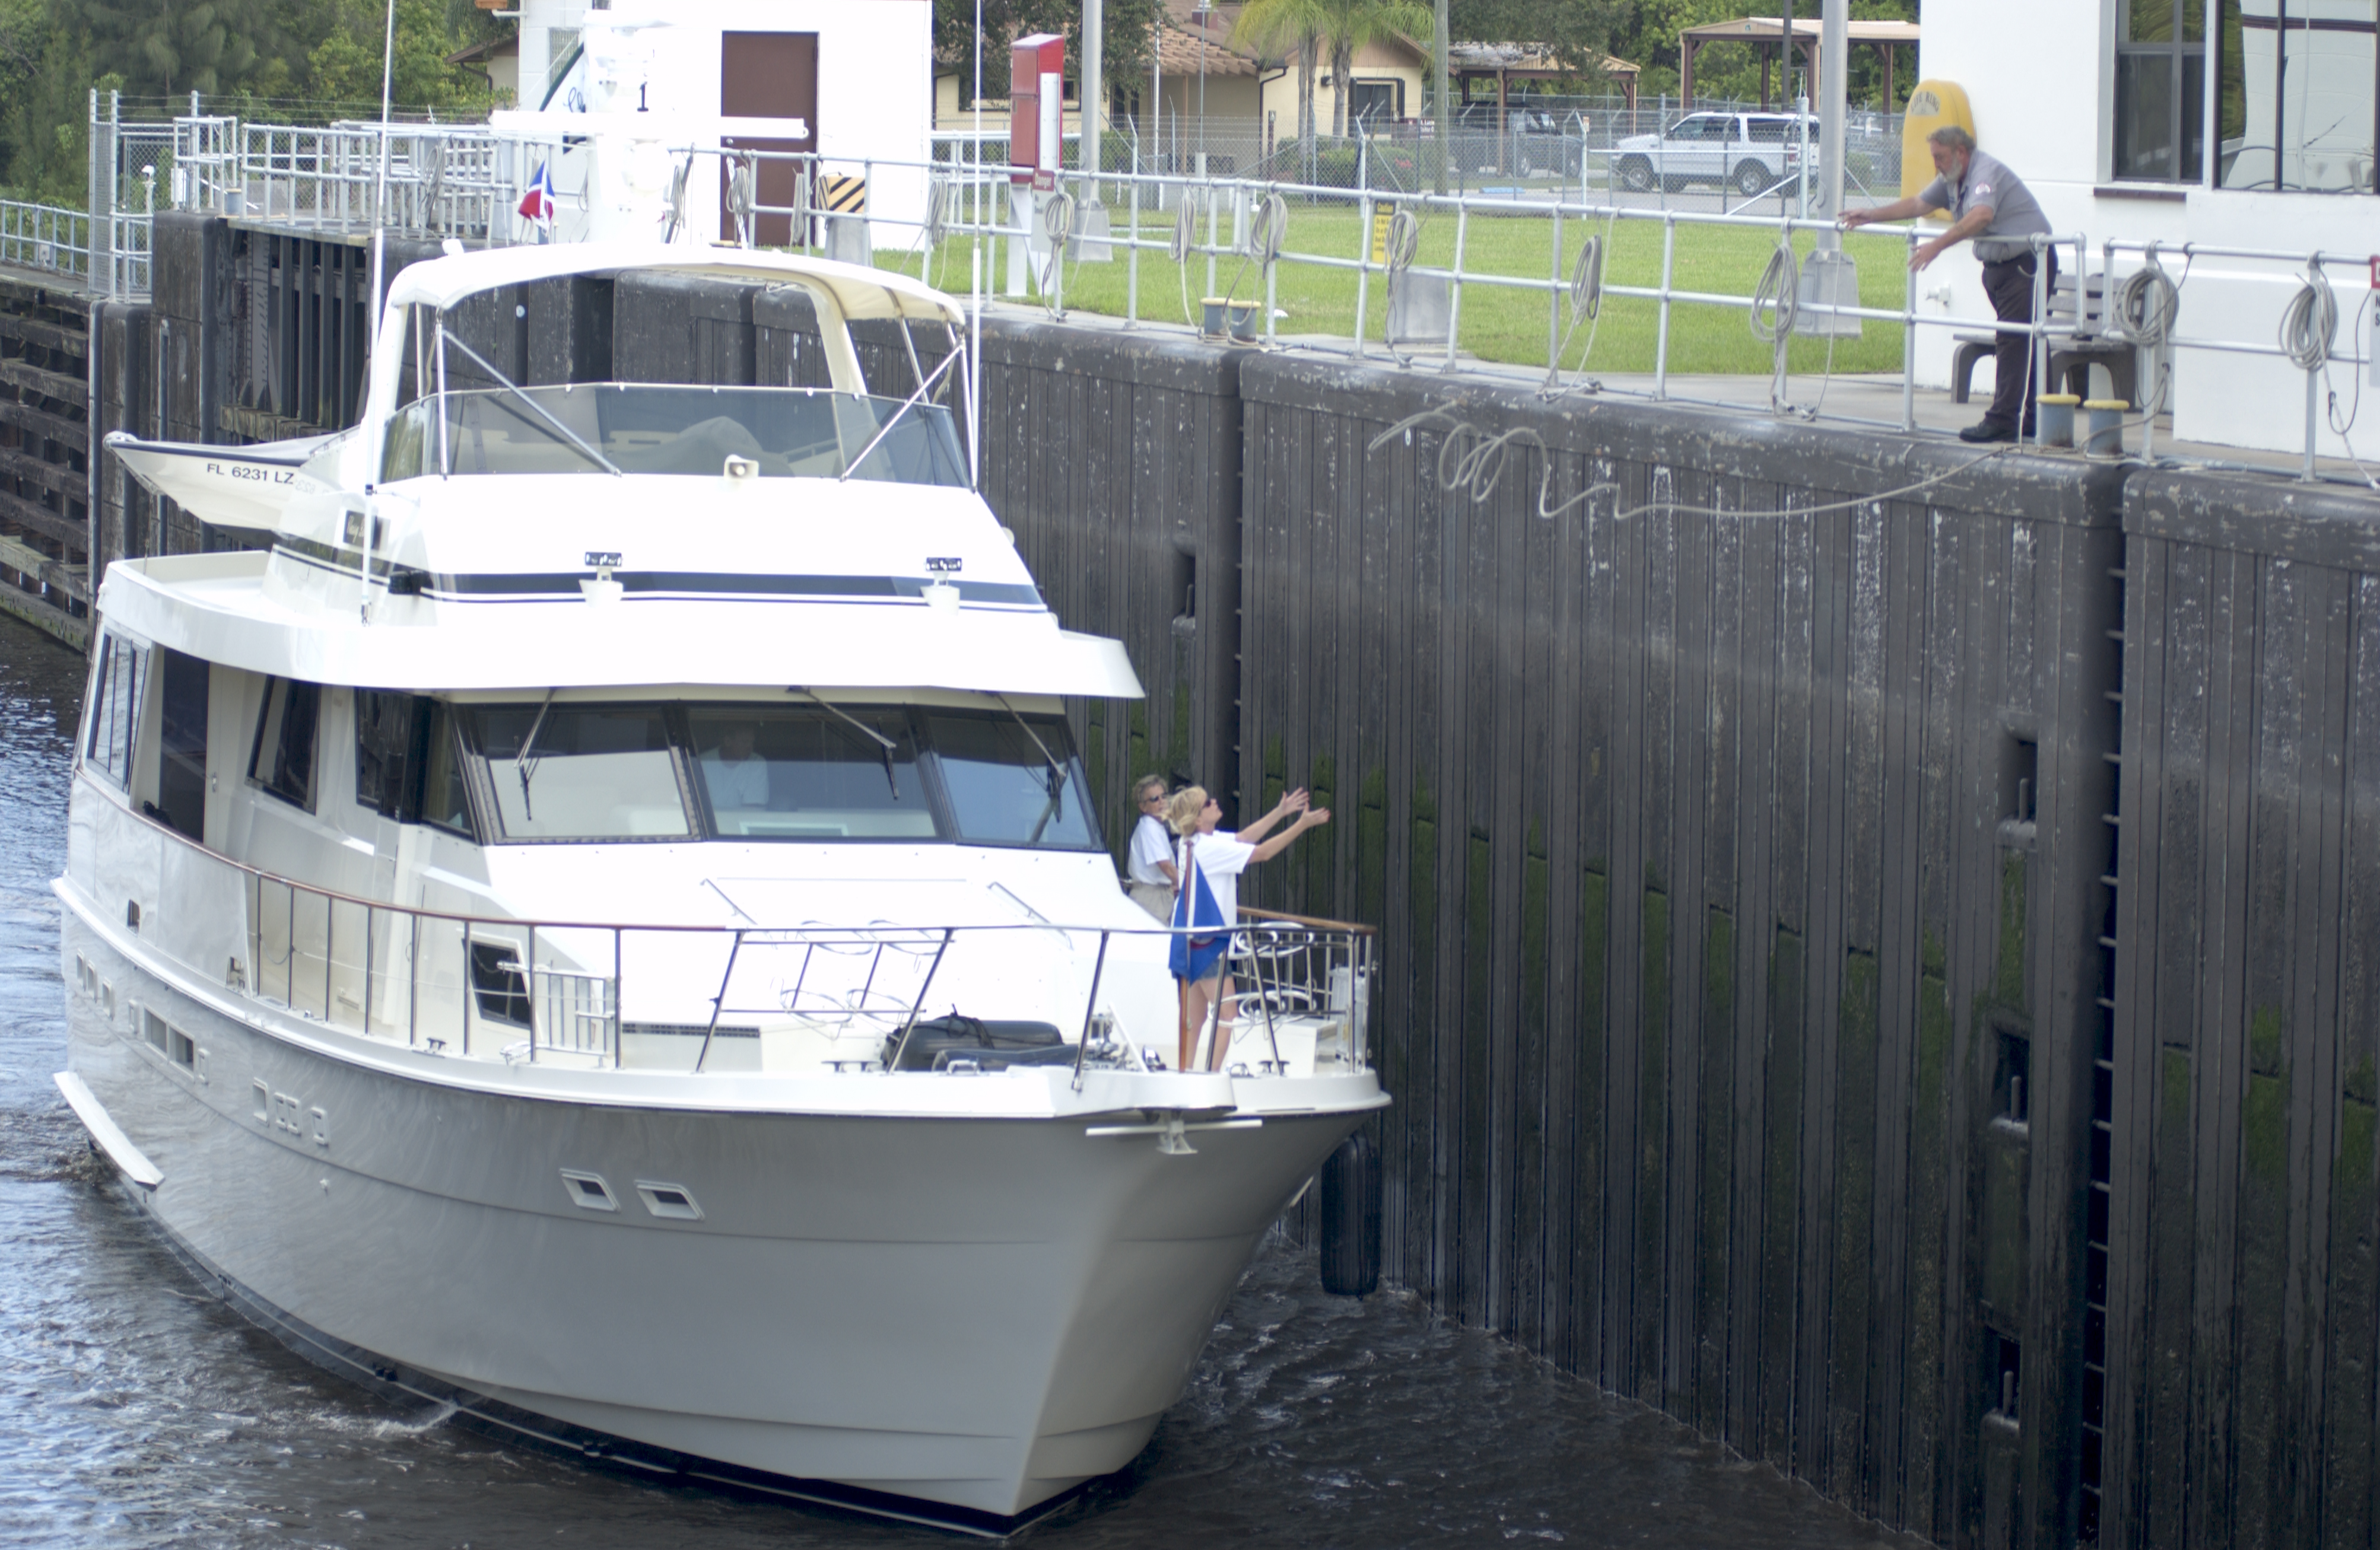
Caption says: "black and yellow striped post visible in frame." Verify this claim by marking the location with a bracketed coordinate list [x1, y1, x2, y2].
[817, 173, 869, 265]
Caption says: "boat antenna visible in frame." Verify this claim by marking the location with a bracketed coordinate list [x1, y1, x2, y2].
[969, 0, 983, 489]
[790, 687, 903, 798]
[365, 0, 398, 418]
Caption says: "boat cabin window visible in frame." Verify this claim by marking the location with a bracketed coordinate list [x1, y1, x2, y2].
[380, 384, 968, 488]
[354, 689, 416, 819]
[688, 708, 932, 839]
[153, 648, 209, 843]
[924, 713, 1100, 849]
[445, 701, 1101, 851]
[249, 678, 321, 811]
[467, 705, 695, 842]
[419, 702, 476, 839]
[82, 631, 148, 790]
[352, 692, 477, 839]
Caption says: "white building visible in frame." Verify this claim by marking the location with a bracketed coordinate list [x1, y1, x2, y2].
[504, 0, 932, 241]
[1916, 0, 2376, 454]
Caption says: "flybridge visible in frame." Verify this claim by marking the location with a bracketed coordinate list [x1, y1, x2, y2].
[95, 246, 1139, 702]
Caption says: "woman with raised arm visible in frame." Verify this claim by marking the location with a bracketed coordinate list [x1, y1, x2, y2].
[1165, 784, 1332, 1071]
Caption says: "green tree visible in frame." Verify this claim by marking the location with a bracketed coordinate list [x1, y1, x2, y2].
[1316, 0, 1431, 136]
[1229, 0, 1324, 143]
[1448, 0, 1625, 75]
[933, 0, 1159, 116]
[306, 0, 493, 109]
[77, 0, 281, 97]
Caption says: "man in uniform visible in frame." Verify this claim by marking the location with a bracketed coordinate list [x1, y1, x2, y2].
[1843, 125, 2055, 443]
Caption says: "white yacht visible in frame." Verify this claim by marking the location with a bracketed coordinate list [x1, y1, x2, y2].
[56, 243, 1386, 1532]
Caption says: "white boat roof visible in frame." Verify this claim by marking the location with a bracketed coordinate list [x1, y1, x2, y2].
[382, 242, 965, 326]
[100, 552, 1142, 698]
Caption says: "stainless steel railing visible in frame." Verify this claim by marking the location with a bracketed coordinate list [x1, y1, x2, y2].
[119, 801, 1373, 1080]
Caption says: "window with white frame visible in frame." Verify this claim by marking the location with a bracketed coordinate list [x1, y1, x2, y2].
[2114, 0, 2208, 180]
[2114, 0, 2378, 190]
[2220, 0, 2377, 190]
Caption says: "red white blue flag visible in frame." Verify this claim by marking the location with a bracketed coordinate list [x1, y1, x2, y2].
[517, 162, 556, 233]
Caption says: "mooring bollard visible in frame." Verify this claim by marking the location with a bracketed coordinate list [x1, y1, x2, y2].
[2084, 398, 2129, 457]
[2038, 393, 2080, 448]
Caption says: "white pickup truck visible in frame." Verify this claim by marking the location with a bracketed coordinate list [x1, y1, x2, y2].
[1610, 111, 1816, 196]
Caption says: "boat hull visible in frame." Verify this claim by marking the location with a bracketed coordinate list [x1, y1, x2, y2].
[62, 909, 1373, 1523]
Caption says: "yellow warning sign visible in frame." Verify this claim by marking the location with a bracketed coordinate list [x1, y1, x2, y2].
[1371, 204, 1396, 265]
[821, 174, 868, 215]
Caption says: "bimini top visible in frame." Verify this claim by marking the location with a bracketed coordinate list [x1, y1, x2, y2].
[380, 241, 964, 326]
[368, 244, 964, 418]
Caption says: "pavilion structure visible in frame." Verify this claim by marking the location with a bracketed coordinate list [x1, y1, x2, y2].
[1676, 15, 1919, 113]
[1450, 43, 1640, 122]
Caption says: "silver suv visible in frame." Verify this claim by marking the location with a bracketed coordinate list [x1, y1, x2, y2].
[1610, 112, 1815, 196]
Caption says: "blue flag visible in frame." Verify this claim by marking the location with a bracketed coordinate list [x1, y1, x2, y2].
[1168, 846, 1230, 982]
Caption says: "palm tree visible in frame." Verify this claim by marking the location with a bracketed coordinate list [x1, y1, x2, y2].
[1317, 0, 1433, 138]
[1229, 0, 1328, 149]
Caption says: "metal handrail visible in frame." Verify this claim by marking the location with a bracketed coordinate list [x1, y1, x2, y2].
[98, 795, 1375, 1077]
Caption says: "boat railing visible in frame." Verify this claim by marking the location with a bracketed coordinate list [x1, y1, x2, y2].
[122, 805, 1372, 1079]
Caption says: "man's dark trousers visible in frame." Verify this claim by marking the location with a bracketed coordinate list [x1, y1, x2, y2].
[1979, 249, 2055, 433]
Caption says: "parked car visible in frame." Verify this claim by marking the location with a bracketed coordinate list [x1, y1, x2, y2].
[1609, 111, 1818, 195]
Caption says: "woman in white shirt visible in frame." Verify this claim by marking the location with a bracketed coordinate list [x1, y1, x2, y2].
[1164, 782, 1332, 1071]
[1124, 774, 1178, 919]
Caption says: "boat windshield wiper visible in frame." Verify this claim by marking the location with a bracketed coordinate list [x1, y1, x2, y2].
[993, 694, 1068, 798]
[993, 693, 1072, 844]
[514, 689, 558, 821]
[438, 332, 624, 476]
[790, 687, 901, 798]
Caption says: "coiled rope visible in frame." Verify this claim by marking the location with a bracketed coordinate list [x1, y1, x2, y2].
[1038, 190, 1077, 310]
[726, 155, 757, 247]
[1246, 192, 1288, 265]
[1382, 206, 1421, 276]
[1749, 241, 1798, 345]
[662, 156, 691, 243]
[2280, 259, 2338, 372]
[2108, 259, 2180, 349]
[1172, 194, 1200, 324]
[1569, 234, 1604, 323]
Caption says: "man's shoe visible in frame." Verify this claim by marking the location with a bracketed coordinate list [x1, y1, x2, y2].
[1959, 419, 2017, 444]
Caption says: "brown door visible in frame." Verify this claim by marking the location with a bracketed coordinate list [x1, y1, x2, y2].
[720, 32, 818, 246]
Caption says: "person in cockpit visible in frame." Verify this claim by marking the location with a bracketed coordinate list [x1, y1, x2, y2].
[701, 721, 771, 812]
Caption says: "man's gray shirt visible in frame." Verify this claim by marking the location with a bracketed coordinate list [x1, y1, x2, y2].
[1919, 149, 2051, 262]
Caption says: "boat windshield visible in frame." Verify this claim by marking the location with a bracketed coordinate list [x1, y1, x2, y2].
[380, 384, 969, 487]
[450, 702, 1100, 849]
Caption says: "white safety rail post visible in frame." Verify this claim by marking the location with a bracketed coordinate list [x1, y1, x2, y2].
[1902, 230, 1919, 434]
[1654, 214, 1676, 398]
[1442, 195, 1468, 371]
[1125, 174, 1139, 326]
[1353, 181, 1373, 359]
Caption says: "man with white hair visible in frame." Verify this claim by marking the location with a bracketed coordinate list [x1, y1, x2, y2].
[1843, 125, 2055, 444]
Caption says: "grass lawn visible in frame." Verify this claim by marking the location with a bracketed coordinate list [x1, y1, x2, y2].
[884, 206, 1917, 377]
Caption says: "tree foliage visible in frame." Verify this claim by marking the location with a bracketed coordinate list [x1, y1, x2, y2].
[1448, 0, 1627, 77]
[933, 0, 1161, 111]
[1, 0, 504, 198]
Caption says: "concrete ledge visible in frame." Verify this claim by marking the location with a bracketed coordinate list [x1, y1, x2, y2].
[1237, 350, 2131, 529]
[2123, 464, 2380, 570]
